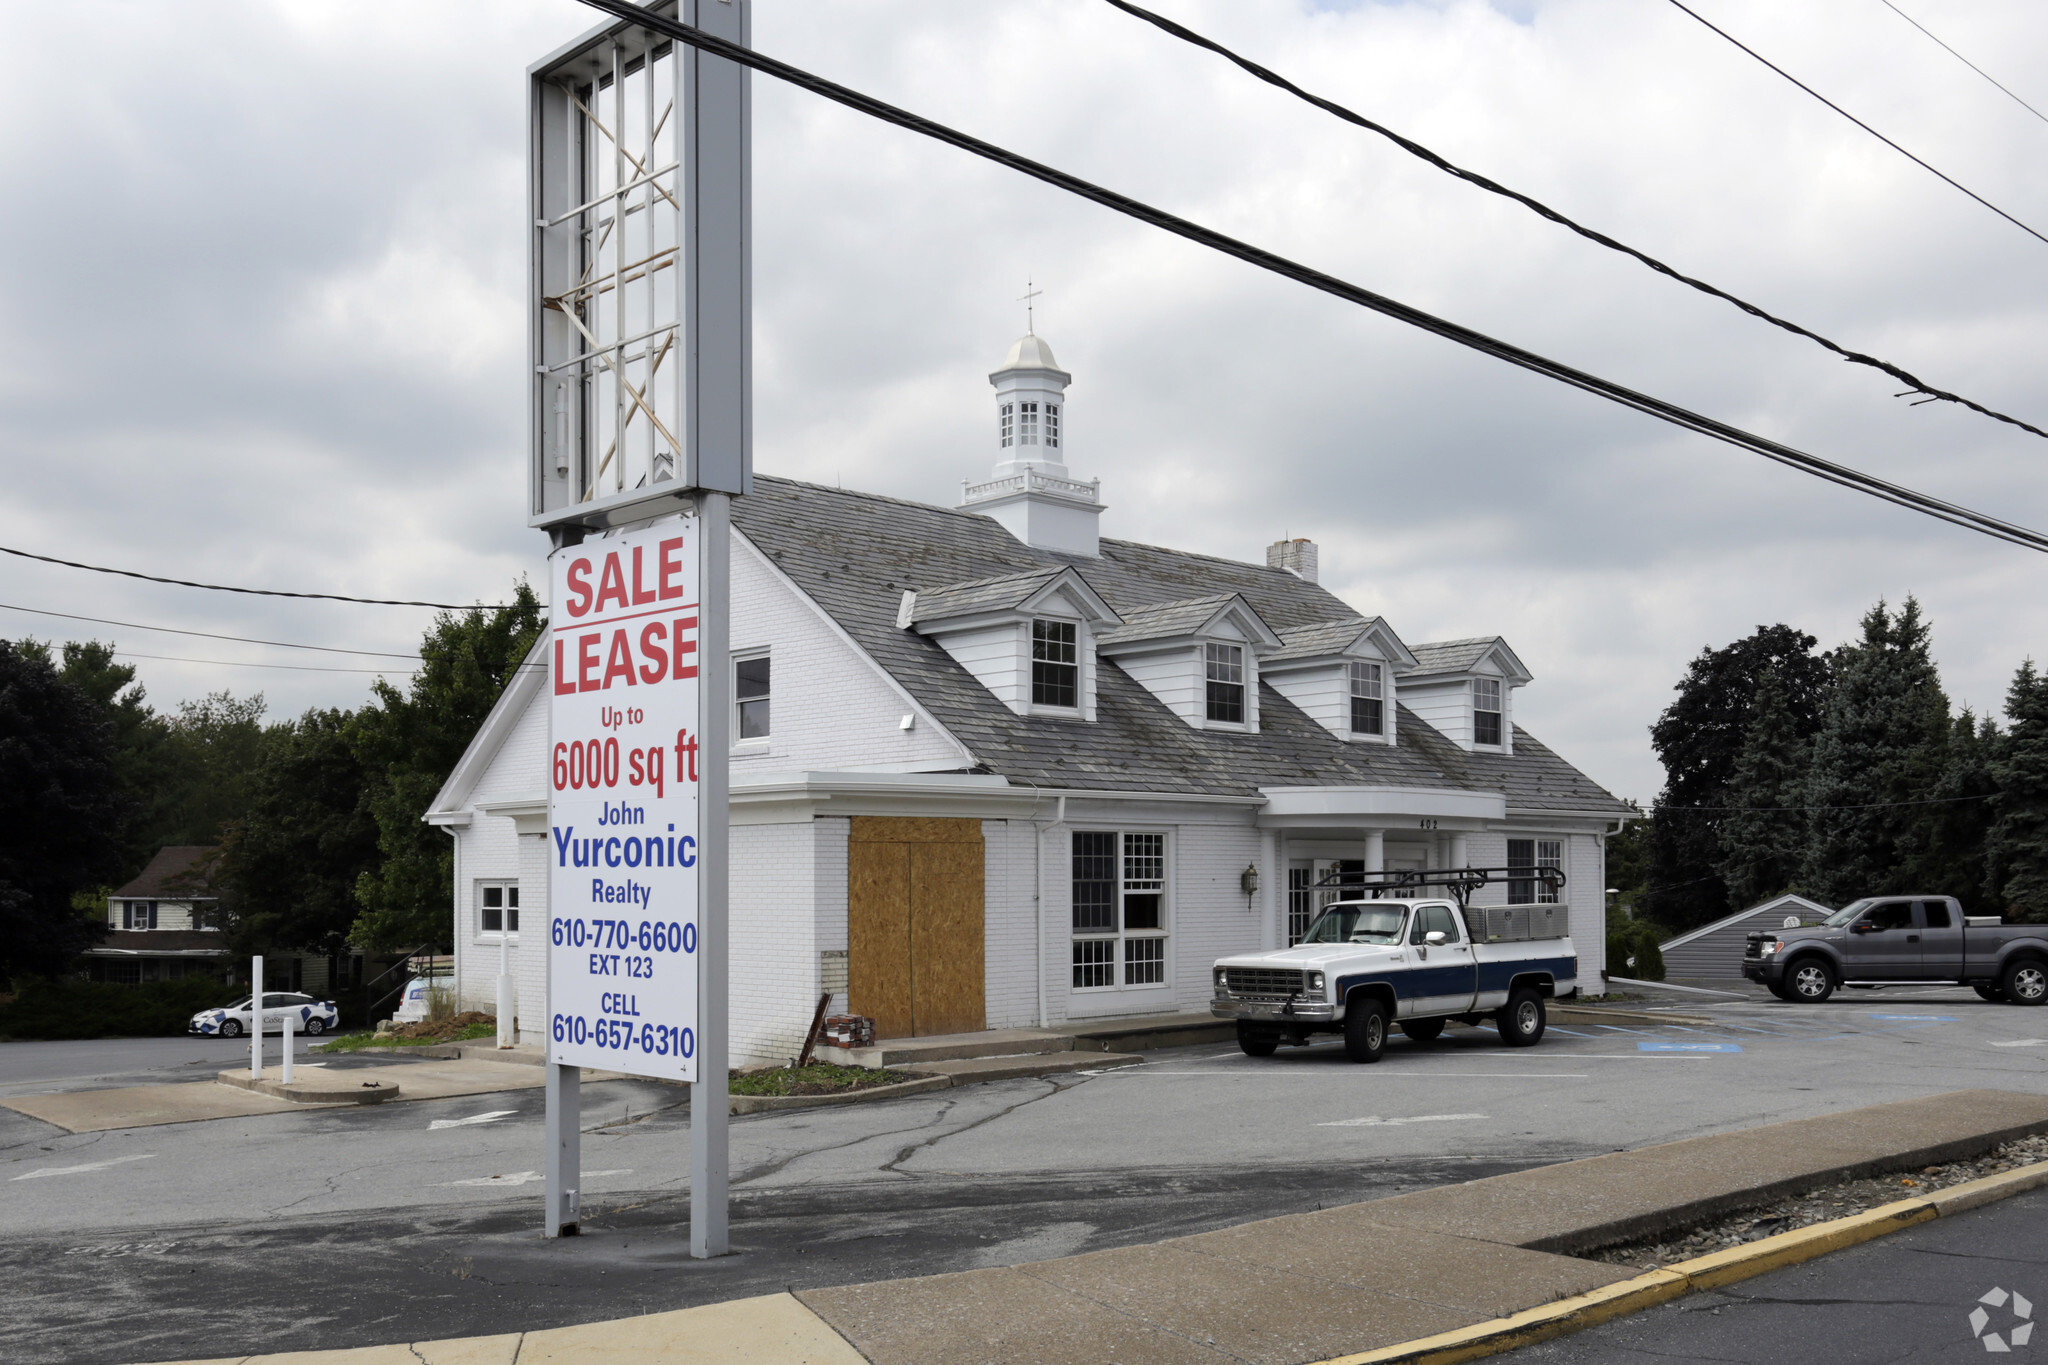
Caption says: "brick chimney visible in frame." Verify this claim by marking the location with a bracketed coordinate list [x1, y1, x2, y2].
[1266, 537, 1318, 583]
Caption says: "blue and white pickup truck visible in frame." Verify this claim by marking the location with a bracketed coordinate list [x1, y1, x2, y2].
[1211, 897, 1577, 1062]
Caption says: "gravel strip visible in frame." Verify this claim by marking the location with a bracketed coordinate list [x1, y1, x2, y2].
[1590, 1133, 2048, 1271]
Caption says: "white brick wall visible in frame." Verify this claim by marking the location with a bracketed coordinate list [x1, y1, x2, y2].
[983, 818, 1040, 1029]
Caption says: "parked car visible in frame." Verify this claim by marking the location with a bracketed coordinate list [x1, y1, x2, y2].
[189, 993, 340, 1038]
[1211, 897, 1577, 1062]
[389, 975, 444, 1025]
[1744, 896, 2048, 1004]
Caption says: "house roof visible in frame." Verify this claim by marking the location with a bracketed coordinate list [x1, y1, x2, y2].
[729, 475, 1629, 813]
[907, 568, 1066, 623]
[1264, 616, 1418, 668]
[1659, 893, 1836, 950]
[112, 846, 218, 900]
[1095, 594, 1277, 649]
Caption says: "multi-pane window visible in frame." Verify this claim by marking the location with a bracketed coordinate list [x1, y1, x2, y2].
[1045, 403, 1060, 449]
[735, 654, 770, 739]
[1018, 401, 1040, 445]
[480, 883, 520, 936]
[1506, 838, 1563, 904]
[1071, 830, 1169, 989]
[1031, 620, 1078, 708]
[1287, 867, 1313, 945]
[1349, 661, 1384, 736]
[1474, 677, 1503, 746]
[1205, 642, 1245, 723]
[999, 402, 1014, 448]
[121, 900, 158, 930]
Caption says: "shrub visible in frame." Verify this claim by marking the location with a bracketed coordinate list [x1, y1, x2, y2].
[0, 976, 240, 1040]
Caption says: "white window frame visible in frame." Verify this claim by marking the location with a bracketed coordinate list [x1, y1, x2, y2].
[999, 402, 1014, 448]
[1204, 642, 1246, 726]
[1348, 660, 1384, 737]
[477, 881, 521, 939]
[1473, 676, 1504, 747]
[1030, 618, 1079, 710]
[733, 649, 770, 747]
[1069, 828, 1172, 996]
[121, 899, 159, 930]
[1045, 402, 1060, 449]
[1018, 400, 1040, 445]
[1505, 838, 1563, 904]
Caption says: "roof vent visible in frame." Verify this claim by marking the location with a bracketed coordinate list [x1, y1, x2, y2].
[1266, 538, 1318, 583]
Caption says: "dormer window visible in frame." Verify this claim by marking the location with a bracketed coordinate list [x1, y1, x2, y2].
[1032, 619, 1078, 708]
[1018, 400, 1040, 445]
[1348, 661, 1384, 736]
[999, 403, 1014, 448]
[1474, 677, 1503, 746]
[1205, 643, 1245, 723]
[1045, 403, 1060, 449]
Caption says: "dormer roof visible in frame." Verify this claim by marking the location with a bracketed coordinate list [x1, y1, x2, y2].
[1265, 616, 1419, 669]
[904, 565, 1121, 631]
[1403, 636, 1532, 685]
[1094, 593, 1281, 652]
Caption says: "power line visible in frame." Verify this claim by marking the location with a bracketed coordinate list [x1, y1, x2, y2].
[0, 601, 424, 660]
[113, 650, 417, 675]
[1656, 793, 1988, 812]
[1879, 0, 2048, 128]
[1101, 0, 2048, 439]
[0, 543, 511, 610]
[575, 0, 2048, 556]
[1666, 0, 2048, 249]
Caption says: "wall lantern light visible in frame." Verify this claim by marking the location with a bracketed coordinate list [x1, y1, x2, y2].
[1240, 864, 1260, 897]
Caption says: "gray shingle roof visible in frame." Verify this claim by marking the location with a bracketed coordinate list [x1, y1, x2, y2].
[1094, 594, 1244, 646]
[907, 569, 1065, 624]
[732, 476, 1626, 813]
[1267, 618, 1384, 662]
[1406, 638, 1500, 675]
[112, 846, 217, 900]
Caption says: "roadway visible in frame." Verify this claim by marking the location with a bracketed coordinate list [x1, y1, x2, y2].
[2, 987, 2044, 1363]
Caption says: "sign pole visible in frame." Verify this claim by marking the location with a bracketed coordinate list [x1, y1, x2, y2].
[250, 954, 262, 1079]
[691, 490, 731, 1258]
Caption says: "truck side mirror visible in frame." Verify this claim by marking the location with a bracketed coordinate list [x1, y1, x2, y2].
[1850, 922, 1872, 934]
[1424, 931, 1447, 946]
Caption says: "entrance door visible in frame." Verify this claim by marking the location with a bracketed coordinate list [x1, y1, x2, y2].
[848, 817, 986, 1038]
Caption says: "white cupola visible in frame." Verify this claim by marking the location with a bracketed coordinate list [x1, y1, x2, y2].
[959, 331, 1106, 557]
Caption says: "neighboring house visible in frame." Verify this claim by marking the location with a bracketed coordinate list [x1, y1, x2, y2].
[1659, 892, 1835, 982]
[83, 846, 229, 985]
[429, 331, 1633, 1061]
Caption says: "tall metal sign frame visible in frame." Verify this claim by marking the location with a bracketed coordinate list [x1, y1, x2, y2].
[529, 0, 749, 1260]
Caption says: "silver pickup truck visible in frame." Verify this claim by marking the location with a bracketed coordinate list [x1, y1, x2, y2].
[1211, 896, 1577, 1062]
[1743, 895, 2048, 1004]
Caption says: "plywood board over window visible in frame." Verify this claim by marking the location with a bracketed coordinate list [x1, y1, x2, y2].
[848, 817, 986, 1038]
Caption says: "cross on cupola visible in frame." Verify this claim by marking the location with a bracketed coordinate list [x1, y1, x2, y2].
[959, 308, 1106, 557]
[1018, 278, 1043, 334]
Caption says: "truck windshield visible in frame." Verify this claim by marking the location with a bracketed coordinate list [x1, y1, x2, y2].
[1821, 898, 1876, 927]
[1302, 905, 1409, 945]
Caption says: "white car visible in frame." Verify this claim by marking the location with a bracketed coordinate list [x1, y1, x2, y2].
[189, 992, 340, 1038]
[390, 976, 440, 1024]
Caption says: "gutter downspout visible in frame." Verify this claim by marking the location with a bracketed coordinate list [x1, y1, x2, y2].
[1033, 793, 1067, 1029]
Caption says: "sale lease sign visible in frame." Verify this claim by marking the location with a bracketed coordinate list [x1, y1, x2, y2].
[546, 520, 701, 1082]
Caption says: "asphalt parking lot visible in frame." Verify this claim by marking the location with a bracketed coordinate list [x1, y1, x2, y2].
[3, 988, 2045, 1364]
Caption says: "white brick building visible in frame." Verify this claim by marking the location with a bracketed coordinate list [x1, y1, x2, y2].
[427, 332, 1630, 1063]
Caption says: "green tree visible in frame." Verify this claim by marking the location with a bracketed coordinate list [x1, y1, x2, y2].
[0, 641, 127, 979]
[213, 708, 381, 957]
[1898, 708, 2000, 913]
[1802, 599, 1951, 905]
[157, 691, 272, 847]
[1648, 624, 1831, 931]
[349, 583, 544, 950]
[1988, 661, 2048, 921]
[1715, 664, 1810, 909]
[1605, 809, 1652, 915]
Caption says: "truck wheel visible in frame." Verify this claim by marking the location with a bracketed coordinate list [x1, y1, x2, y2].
[1974, 983, 2005, 1003]
[1787, 958, 1836, 1003]
[1399, 1018, 1445, 1044]
[1344, 998, 1387, 1063]
[1497, 989, 1546, 1046]
[2001, 960, 2048, 1006]
[1766, 981, 1794, 1002]
[1236, 1023, 1279, 1057]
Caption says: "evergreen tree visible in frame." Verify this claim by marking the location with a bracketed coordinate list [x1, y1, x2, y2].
[1802, 598, 1951, 905]
[349, 582, 544, 950]
[1989, 661, 2048, 921]
[1899, 708, 2000, 913]
[1648, 624, 1830, 930]
[1715, 664, 1809, 908]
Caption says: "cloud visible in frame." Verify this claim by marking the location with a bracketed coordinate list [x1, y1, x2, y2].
[0, 0, 2044, 803]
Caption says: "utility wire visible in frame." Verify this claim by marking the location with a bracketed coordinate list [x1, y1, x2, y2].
[1666, 0, 2048, 249]
[0, 543, 510, 611]
[1102, 0, 2048, 439]
[1879, 0, 2048, 129]
[1657, 793, 1988, 812]
[575, 0, 2048, 556]
[0, 601, 424, 659]
[112, 650, 417, 675]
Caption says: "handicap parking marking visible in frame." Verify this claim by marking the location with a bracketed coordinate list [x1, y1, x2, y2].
[1637, 1041, 1743, 1053]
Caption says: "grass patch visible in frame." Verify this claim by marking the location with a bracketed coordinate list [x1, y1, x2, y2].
[319, 1015, 498, 1052]
[727, 1063, 918, 1097]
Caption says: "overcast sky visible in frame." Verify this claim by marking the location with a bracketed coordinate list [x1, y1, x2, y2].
[3, 0, 2045, 804]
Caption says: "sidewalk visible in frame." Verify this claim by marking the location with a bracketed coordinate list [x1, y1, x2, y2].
[149, 1088, 2048, 1365]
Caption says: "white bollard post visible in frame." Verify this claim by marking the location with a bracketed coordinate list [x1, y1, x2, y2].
[281, 1007, 294, 1084]
[497, 928, 514, 1050]
[250, 955, 263, 1080]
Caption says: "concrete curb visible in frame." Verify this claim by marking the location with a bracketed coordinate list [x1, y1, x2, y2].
[214, 1071, 399, 1106]
[1313, 1159, 2048, 1365]
[728, 1074, 953, 1115]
